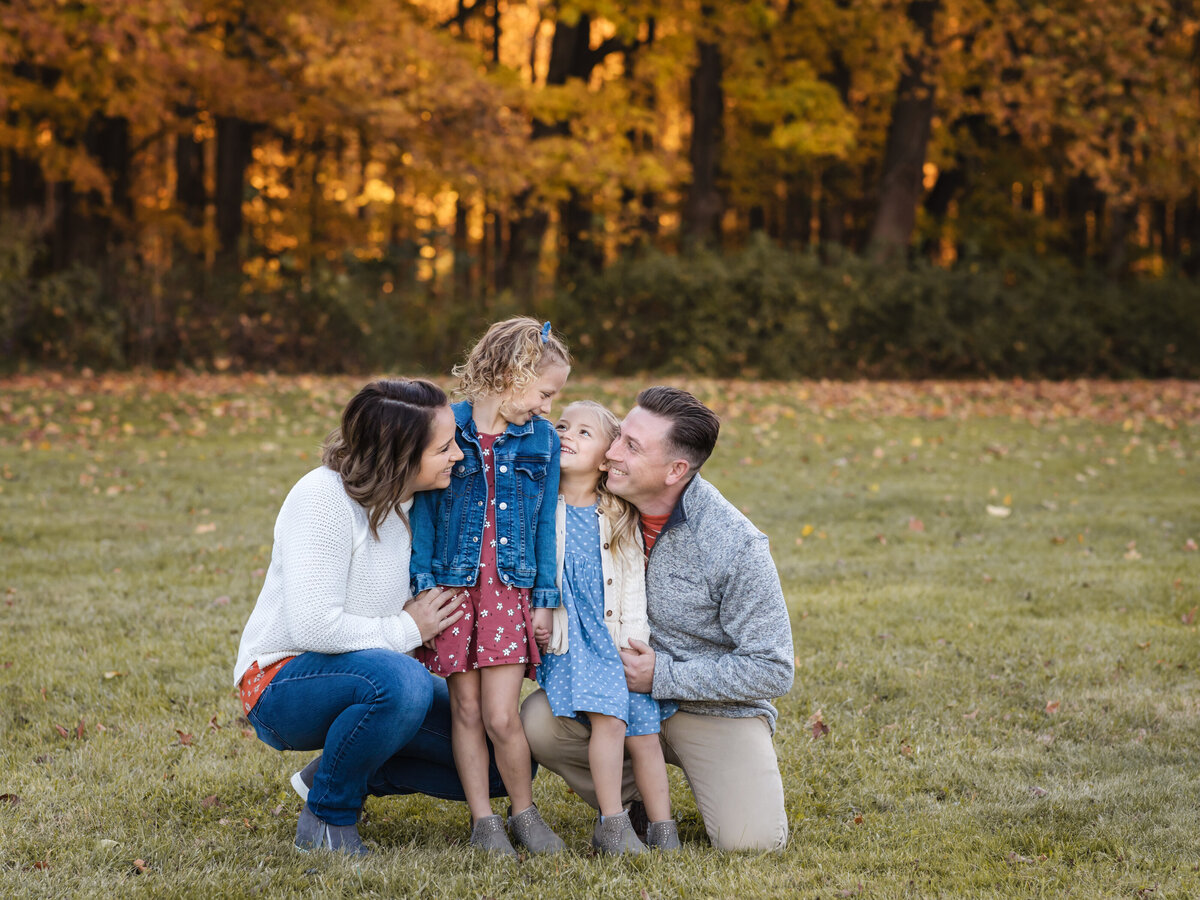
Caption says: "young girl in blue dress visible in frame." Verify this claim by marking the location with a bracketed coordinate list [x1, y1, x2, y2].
[531, 400, 680, 854]
[410, 317, 570, 856]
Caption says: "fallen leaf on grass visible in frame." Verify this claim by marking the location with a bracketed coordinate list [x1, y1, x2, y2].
[103, 670, 124, 679]
[808, 709, 830, 740]
[1185, 538, 1198, 552]
[1050, 535, 1066, 544]
[54, 724, 70, 739]
[1044, 700, 1060, 715]
[1029, 786, 1048, 797]
[201, 795, 222, 809]
[194, 523, 216, 534]
[1137, 641, 1151, 651]
[1182, 607, 1197, 626]
[208, 714, 220, 731]
[986, 504, 1012, 518]
[908, 517, 924, 532]
[95, 839, 119, 851]
[0, 794, 21, 806]
[132, 859, 149, 874]
[900, 744, 914, 756]
[175, 730, 193, 746]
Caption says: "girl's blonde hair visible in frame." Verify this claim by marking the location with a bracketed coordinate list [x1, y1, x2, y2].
[321, 379, 448, 539]
[565, 400, 640, 558]
[454, 317, 571, 401]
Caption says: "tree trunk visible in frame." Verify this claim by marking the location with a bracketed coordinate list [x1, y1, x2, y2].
[174, 112, 206, 235]
[215, 115, 254, 267]
[867, 0, 940, 263]
[683, 19, 724, 247]
[505, 13, 595, 289]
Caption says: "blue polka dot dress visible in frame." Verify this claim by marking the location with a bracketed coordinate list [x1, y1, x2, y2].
[537, 503, 663, 736]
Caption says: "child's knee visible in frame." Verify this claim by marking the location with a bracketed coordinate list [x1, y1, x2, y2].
[482, 704, 521, 741]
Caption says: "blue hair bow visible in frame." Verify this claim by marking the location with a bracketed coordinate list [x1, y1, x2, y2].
[541, 321, 552, 344]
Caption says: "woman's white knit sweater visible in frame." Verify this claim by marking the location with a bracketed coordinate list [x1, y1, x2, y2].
[233, 466, 423, 686]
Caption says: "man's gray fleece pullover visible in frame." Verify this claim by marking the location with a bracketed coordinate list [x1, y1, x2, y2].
[647, 475, 794, 732]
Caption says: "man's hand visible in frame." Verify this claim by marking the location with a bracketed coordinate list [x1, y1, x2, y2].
[532, 608, 553, 653]
[619, 639, 655, 693]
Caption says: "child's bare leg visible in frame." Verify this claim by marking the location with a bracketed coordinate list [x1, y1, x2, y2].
[480, 664, 534, 812]
[447, 671, 493, 822]
[584, 713, 629, 817]
[627, 733, 672, 822]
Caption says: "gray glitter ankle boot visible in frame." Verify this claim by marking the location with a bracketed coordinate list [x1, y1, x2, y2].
[507, 804, 565, 854]
[469, 813, 517, 857]
[645, 818, 681, 851]
[591, 809, 647, 855]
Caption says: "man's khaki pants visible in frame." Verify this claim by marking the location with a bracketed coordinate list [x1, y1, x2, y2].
[520, 689, 788, 851]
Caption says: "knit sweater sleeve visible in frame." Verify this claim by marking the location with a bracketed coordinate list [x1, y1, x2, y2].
[275, 473, 421, 654]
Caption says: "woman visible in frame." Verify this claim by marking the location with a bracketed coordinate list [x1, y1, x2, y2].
[234, 379, 504, 856]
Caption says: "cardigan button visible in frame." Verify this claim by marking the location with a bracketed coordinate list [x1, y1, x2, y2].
[603, 542, 609, 549]
[606, 578, 613, 585]
[605, 610, 613, 617]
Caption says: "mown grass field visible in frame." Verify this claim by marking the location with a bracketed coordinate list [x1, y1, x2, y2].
[2, 374, 1198, 899]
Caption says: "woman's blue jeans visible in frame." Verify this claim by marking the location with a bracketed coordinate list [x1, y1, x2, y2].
[247, 649, 507, 826]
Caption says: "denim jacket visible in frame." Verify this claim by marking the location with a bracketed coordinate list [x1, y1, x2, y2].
[410, 400, 561, 607]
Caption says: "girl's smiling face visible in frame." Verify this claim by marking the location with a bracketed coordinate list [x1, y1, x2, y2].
[555, 404, 612, 477]
[500, 361, 570, 426]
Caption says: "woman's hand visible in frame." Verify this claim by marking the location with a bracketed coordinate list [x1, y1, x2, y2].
[405, 587, 465, 645]
[532, 607, 553, 653]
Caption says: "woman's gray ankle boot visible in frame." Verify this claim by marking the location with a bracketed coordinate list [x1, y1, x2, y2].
[591, 809, 647, 855]
[294, 804, 369, 856]
[508, 804, 566, 854]
[469, 814, 517, 857]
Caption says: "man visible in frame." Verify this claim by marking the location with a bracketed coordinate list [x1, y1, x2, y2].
[521, 386, 794, 851]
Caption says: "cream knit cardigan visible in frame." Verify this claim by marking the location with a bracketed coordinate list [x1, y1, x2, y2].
[547, 497, 649, 655]
[233, 467, 423, 686]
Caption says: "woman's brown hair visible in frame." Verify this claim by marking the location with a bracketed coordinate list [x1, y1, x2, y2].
[321, 379, 448, 538]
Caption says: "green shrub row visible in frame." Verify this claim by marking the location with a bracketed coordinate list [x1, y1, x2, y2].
[2, 225, 1197, 377]
[554, 237, 1200, 379]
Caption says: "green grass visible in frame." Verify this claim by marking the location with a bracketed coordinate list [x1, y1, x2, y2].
[2, 374, 1198, 898]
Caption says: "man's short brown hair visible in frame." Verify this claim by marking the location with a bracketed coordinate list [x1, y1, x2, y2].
[635, 386, 720, 473]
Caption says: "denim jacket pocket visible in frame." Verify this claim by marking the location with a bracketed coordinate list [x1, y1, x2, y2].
[514, 457, 548, 499]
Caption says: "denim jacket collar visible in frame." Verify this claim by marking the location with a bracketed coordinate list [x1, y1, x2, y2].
[453, 401, 536, 444]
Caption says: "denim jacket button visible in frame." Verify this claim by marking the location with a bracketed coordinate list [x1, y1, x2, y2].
[498, 502, 507, 510]
[478, 500, 484, 507]
[499, 537, 508, 545]
[498, 465, 508, 473]
[473, 537, 479, 543]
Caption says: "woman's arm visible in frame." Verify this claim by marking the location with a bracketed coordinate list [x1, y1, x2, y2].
[276, 476, 422, 654]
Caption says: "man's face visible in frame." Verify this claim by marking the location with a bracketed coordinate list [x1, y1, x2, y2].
[604, 406, 679, 508]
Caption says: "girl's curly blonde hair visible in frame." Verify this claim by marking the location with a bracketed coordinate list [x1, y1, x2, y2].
[453, 317, 571, 401]
[563, 400, 641, 558]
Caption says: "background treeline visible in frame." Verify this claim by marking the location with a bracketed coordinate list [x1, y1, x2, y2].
[1, 0, 1198, 376]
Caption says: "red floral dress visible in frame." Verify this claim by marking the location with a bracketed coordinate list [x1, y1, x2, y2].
[417, 434, 540, 678]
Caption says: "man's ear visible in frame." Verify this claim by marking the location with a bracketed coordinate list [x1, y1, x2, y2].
[663, 459, 691, 487]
